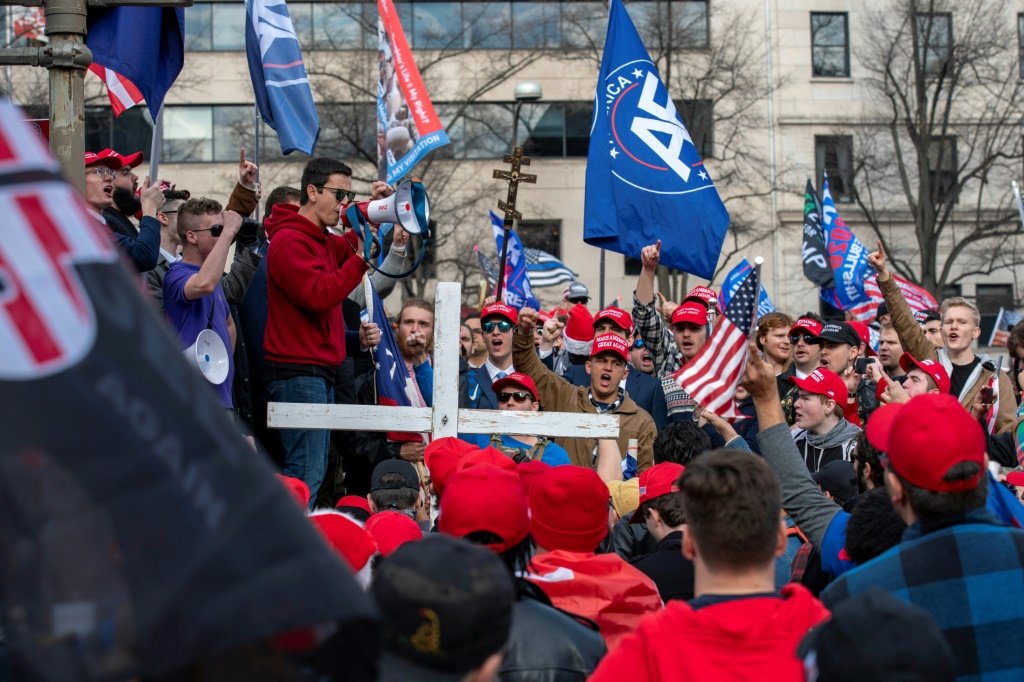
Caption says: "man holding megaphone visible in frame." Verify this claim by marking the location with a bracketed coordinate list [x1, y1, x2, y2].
[264, 157, 393, 506]
[164, 198, 242, 409]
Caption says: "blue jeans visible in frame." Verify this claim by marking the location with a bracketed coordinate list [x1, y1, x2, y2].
[267, 375, 333, 509]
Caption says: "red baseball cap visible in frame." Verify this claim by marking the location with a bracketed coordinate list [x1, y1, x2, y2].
[84, 150, 121, 170]
[516, 459, 552, 497]
[790, 317, 823, 337]
[590, 333, 629, 362]
[529, 467, 609, 552]
[365, 511, 423, 556]
[101, 147, 144, 169]
[630, 462, 686, 524]
[898, 353, 951, 394]
[456, 446, 518, 475]
[439, 465, 530, 554]
[275, 473, 310, 509]
[848, 321, 877, 357]
[424, 437, 479, 496]
[684, 285, 719, 311]
[335, 494, 372, 515]
[866, 394, 985, 493]
[789, 368, 849, 406]
[593, 307, 633, 333]
[481, 302, 517, 325]
[537, 309, 552, 324]
[492, 371, 538, 402]
[1005, 472, 1024, 488]
[671, 302, 708, 328]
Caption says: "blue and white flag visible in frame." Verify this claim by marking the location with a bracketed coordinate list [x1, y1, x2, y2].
[524, 248, 577, 287]
[819, 173, 875, 310]
[245, 0, 320, 156]
[364, 279, 411, 409]
[86, 6, 184, 119]
[584, 0, 729, 280]
[720, 259, 775, 320]
[491, 211, 540, 310]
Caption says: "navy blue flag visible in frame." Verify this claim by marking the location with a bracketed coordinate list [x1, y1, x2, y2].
[802, 179, 833, 287]
[584, 0, 729, 280]
[86, 7, 184, 119]
[246, 0, 320, 155]
[720, 259, 775, 320]
[819, 173, 875, 310]
[491, 211, 541, 310]
[365, 279, 411, 408]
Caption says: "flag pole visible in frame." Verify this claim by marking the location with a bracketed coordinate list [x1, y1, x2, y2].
[1012, 181, 1024, 231]
[253, 104, 261, 222]
[599, 249, 606, 309]
[148, 106, 163, 183]
[752, 257, 764, 332]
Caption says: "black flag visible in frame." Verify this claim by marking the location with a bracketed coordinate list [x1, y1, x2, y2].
[801, 179, 833, 288]
[0, 102, 377, 679]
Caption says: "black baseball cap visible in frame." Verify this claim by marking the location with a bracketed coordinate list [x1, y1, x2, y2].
[370, 459, 420, 492]
[914, 308, 941, 324]
[812, 322, 861, 347]
[798, 588, 955, 682]
[812, 460, 858, 504]
[373, 535, 515, 681]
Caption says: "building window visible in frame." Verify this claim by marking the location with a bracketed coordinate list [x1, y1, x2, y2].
[631, 0, 709, 51]
[85, 106, 154, 157]
[810, 12, 849, 78]
[927, 136, 958, 204]
[517, 219, 562, 260]
[814, 135, 854, 203]
[676, 99, 714, 158]
[916, 12, 952, 76]
[977, 283, 1014, 344]
[512, 2, 561, 49]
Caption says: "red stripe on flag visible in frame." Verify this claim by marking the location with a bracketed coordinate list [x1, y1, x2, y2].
[0, 240, 62, 364]
[18, 194, 88, 320]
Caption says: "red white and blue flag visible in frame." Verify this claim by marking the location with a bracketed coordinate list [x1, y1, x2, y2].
[675, 264, 759, 420]
[88, 64, 145, 117]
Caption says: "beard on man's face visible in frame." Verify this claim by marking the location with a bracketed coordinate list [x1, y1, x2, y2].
[112, 186, 142, 216]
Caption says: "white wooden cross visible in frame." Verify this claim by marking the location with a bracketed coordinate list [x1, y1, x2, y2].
[267, 281, 621, 442]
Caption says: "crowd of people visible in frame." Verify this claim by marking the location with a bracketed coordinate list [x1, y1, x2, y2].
[86, 151, 1024, 680]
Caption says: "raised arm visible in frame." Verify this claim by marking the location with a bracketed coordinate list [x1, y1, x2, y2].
[743, 341, 840, 550]
[867, 241, 936, 361]
[514, 307, 578, 413]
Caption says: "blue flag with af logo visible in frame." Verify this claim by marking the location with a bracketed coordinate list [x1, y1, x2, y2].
[584, 0, 729, 280]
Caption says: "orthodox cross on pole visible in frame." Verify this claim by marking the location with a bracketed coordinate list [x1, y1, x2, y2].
[267, 282, 619, 450]
[492, 147, 537, 299]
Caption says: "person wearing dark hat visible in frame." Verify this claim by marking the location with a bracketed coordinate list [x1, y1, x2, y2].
[819, 394, 1024, 680]
[789, 368, 861, 473]
[559, 307, 668, 429]
[367, 459, 427, 525]
[372, 535, 516, 682]
[460, 302, 518, 410]
[460, 372, 570, 465]
[914, 308, 943, 348]
[870, 243, 1016, 433]
[590, 449, 829, 681]
[438, 465, 607, 679]
[812, 321, 878, 426]
[875, 301, 891, 326]
[524, 466, 662, 649]
[562, 281, 590, 307]
[799, 588, 955, 682]
[627, 462, 695, 602]
[515, 308, 657, 472]
[813, 460, 858, 507]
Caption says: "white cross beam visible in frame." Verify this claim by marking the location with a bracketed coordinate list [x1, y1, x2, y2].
[267, 282, 620, 441]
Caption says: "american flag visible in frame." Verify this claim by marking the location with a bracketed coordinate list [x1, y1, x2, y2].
[844, 274, 937, 322]
[674, 265, 759, 420]
[474, 245, 577, 289]
[88, 64, 145, 117]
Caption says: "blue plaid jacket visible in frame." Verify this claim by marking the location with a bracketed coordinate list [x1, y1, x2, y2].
[821, 509, 1024, 681]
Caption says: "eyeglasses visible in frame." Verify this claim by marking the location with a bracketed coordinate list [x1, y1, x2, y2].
[191, 224, 224, 238]
[86, 167, 115, 179]
[632, 338, 645, 349]
[789, 333, 820, 345]
[497, 391, 532, 403]
[318, 185, 357, 203]
[482, 320, 513, 333]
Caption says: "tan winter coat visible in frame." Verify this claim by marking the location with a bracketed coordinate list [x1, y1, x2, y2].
[513, 329, 656, 471]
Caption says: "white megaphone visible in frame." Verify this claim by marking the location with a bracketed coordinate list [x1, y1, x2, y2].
[182, 329, 230, 385]
[341, 179, 430, 234]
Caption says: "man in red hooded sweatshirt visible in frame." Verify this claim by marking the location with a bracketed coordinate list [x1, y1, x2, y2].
[263, 157, 391, 507]
[591, 448, 828, 679]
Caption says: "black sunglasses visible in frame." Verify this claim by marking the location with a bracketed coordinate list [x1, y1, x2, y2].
[483, 320, 513, 333]
[789, 333, 820, 345]
[319, 185, 357, 203]
[632, 338, 645, 349]
[497, 391, 532, 403]
[191, 224, 223, 237]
